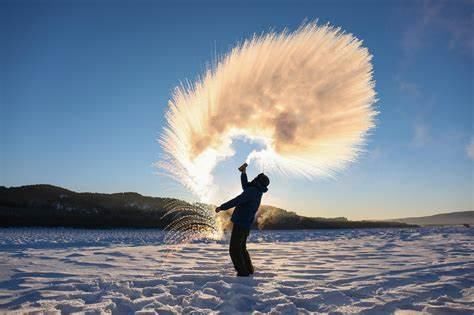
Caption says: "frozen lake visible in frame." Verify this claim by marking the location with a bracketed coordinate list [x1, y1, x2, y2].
[0, 227, 473, 314]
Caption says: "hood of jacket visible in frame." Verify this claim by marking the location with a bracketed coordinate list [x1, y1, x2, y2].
[251, 179, 268, 193]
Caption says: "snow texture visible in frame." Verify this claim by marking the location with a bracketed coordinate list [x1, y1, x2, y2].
[0, 227, 472, 314]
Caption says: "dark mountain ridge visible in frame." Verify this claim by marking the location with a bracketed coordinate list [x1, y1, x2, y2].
[386, 211, 474, 226]
[1, 184, 416, 229]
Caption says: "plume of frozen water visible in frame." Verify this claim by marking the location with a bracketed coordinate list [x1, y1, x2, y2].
[161, 200, 221, 244]
[158, 22, 377, 242]
[158, 22, 377, 202]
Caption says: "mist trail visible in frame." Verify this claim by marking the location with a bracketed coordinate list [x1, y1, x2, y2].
[158, 22, 377, 242]
[161, 200, 221, 244]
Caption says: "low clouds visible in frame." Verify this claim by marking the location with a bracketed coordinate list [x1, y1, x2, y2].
[399, 81, 422, 99]
[467, 138, 474, 160]
[413, 122, 431, 147]
[402, 0, 474, 59]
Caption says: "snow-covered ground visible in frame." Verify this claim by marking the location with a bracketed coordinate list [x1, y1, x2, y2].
[0, 227, 472, 314]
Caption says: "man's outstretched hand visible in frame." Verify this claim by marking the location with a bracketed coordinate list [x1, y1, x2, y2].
[215, 207, 222, 213]
[238, 162, 248, 173]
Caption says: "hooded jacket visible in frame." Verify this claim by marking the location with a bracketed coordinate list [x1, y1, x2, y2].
[219, 173, 268, 229]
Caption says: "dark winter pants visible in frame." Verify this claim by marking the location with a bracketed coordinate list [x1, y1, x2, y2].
[229, 223, 254, 276]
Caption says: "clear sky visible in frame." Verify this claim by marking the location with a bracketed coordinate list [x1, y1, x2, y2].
[1, 0, 472, 220]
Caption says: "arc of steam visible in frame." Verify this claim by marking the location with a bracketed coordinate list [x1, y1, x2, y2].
[158, 22, 377, 202]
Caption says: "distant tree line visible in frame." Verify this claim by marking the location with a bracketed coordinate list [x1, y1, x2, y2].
[0, 185, 416, 229]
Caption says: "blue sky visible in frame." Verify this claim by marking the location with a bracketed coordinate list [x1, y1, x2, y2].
[1, 0, 472, 219]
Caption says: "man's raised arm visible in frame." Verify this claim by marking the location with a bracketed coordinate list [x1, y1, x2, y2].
[241, 172, 249, 190]
[238, 162, 249, 190]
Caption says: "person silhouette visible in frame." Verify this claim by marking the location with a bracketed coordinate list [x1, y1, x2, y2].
[215, 163, 270, 276]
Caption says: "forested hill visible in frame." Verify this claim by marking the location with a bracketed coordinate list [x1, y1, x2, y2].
[1, 185, 416, 229]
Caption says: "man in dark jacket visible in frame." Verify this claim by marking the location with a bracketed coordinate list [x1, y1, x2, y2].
[215, 163, 270, 276]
